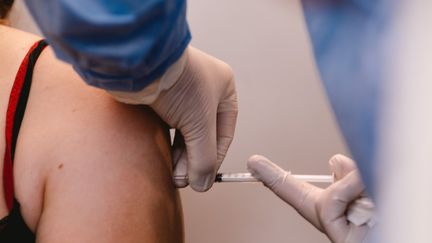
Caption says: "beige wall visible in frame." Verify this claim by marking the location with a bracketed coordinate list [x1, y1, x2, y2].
[10, 0, 347, 242]
[183, 1, 347, 242]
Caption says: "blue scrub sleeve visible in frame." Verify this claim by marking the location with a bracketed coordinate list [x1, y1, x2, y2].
[24, 0, 191, 91]
[301, 0, 396, 198]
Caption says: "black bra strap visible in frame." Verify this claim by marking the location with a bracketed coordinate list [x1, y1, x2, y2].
[11, 40, 48, 162]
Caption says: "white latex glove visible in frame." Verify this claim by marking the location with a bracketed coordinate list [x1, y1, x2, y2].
[247, 154, 373, 243]
[110, 46, 238, 192]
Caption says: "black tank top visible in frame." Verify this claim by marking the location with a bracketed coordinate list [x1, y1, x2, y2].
[0, 39, 48, 242]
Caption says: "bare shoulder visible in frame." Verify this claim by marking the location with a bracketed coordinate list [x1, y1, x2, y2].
[0, 25, 42, 129]
[0, 25, 41, 68]
[11, 34, 183, 242]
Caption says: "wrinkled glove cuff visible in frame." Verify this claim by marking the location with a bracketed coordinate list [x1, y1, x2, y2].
[108, 46, 189, 105]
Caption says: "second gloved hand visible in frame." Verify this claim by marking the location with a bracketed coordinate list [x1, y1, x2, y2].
[247, 154, 372, 243]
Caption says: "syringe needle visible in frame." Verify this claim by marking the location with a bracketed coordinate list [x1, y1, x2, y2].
[174, 172, 333, 184]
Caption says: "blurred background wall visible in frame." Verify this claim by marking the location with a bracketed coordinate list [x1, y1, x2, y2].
[10, 0, 348, 242]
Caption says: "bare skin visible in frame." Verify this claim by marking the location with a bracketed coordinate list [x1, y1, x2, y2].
[0, 25, 184, 243]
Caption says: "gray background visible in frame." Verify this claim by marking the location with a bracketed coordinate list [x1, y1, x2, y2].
[11, 0, 348, 242]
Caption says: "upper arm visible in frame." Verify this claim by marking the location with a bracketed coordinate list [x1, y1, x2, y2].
[36, 121, 182, 243]
[36, 103, 183, 243]
[14, 49, 183, 242]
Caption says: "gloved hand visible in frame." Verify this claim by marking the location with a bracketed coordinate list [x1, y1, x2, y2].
[247, 154, 373, 243]
[110, 46, 238, 192]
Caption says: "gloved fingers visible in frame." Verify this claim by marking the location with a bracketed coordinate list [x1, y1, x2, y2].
[330, 170, 365, 204]
[173, 151, 189, 188]
[216, 77, 238, 164]
[216, 109, 238, 164]
[328, 224, 370, 243]
[320, 171, 365, 239]
[183, 119, 218, 192]
[217, 74, 237, 113]
[344, 225, 370, 243]
[172, 130, 189, 188]
[329, 154, 358, 182]
[324, 171, 365, 216]
[247, 155, 324, 230]
[172, 130, 185, 167]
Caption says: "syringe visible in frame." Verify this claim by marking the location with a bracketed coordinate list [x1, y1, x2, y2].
[174, 172, 333, 184]
[174, 172, 375, 226]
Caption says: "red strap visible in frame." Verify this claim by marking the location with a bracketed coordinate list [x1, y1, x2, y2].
[3, 41, 41, 211]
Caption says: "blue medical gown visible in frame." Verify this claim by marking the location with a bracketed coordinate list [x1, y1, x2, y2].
[301, 0, 395, 197]
[24, 0, 191, 91]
